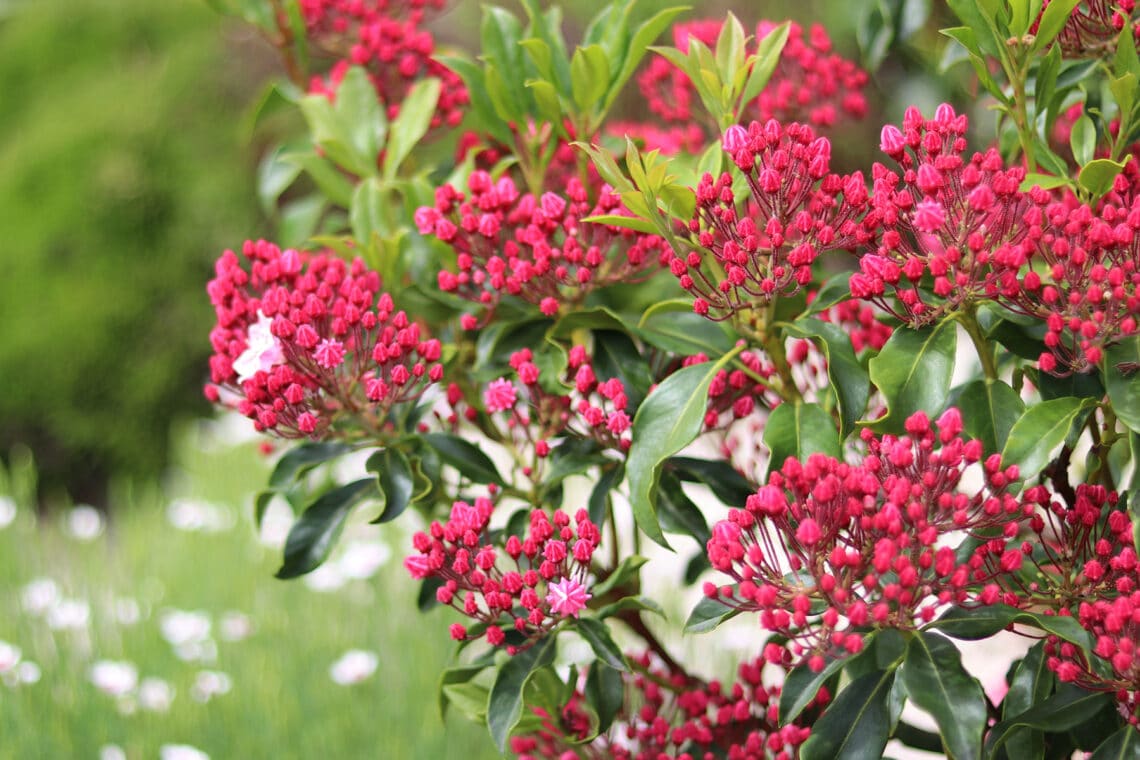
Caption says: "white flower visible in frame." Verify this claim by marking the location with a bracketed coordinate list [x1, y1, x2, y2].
[191, 670, 232, 703]
[21, 578, 59, 616]
[303, 561, 347, 593]
[329, 650, 378, 685]
[47, 598, 90, 631]
[159, 610, 211, 647]
[174, 640, 217, 665]
[115, 597, 141, 626]
[166, 499, 234, 533]
[0, 641, 21, 673]
[338, 540, 391, 580]
[160, 744, 210, 760]
[65, 505, 104, 541]
[99, 745, 127, 760]
[0, 495, 16, 529]
[138, 677, 175, 712]
[16, 661, 40, 685]
[257, 498, 293, 549]
[232, 310, 284, 383]
[90, 660, 138, 698]
[219, 611, 254, 642]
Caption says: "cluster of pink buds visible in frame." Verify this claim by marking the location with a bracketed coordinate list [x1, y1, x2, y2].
[205, 240, 442, 437]
[994, 189, 1140, 373]
[302, 1, 467, 130]
[567, 346, 635, 451]
[851, 104, 1031, 326]
[416, 171, 668, 320]
[405, 502, 600, 651]
[1035, 0, 1140, 58]
[676, 120, 872, 320]
[704, 409, 1035, 670]
[604, 120, 706, 156]
[511, 652, 815, 760]
[638, 19, 868, 130]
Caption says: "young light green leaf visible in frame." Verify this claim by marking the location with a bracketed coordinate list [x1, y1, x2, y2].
[740, 21, 791, 108]
[1070, 112, 1097, 167]
[900, 632, 986, 760]
[763, 402, 842, 473]
[867, 317, 957, 433]
[276, 478, 379, 579]
[799, 669, 897, 760]
[591, 555, 649, 597]
[569, 44, 610, 113]
[1001, 396, 1093, 484]
[1079, 157, 1131, 198]
[1032, 0, 1083, 53]
[383, 78, 441, 180]
[605, 5, 691, 114]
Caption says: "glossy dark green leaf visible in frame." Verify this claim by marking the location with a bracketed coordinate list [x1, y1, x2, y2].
[268, 441, 352, 489]
[585, 661, 624, 734]
[985, 685, 1112, 757]
[780, 318, 870, 438]
[593, 329, 653, 412]
[799, 669, 896, 760]
[487, 634, 558, 751]
[576, 617, 629, 671]
[276, 478, 378, 578]
[901, 631, 985, 759]
[1002, 641, 1052, 760]
[626, 348, 741, 549]
[1001, 397, 1093, 484]
[867, 318, 957, 433]
[931, 604, 1094, 649]
[684, 593, 740, 633]
[254, 491, 276, 529]
[595, 594, 665, 620]
[1106, 337, 1140, 434]
[636, 299, 735, 356]
[1090, 725, 1140, 760]
[668, 456, 754, 508]
[780, 654, 848, 724]
[421, 433, 503, 484]
[1036, 368, 1104, 400]
[588, 464, 623, 527]
[656, 471, 710, 544]
[763, 401, 842, 473]
[366, 448, 414, 524]
[956, 378, 1025, 454]
[592, 555, 648, 597]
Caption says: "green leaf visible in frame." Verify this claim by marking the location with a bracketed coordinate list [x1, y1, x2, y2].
[281, 149, 355, 208]
[1079, 158, 1130, 198]
[626, 347, 742, 548]
[931, 604, 1094, 649]
[763, 402, 841, 473]
[421, 433, 503, 484]
[442, 681, 490, 723]
[481, 6, 528, 121]
[592, 555, 648, 597]
[1019, 172, 1072, 192]
[570, 44, 610, 113]
[435, 53, 514, 146]
[900, 631, 985, 759]
[1032, 0, 1082, 53]
[1070, 113, 1097, 167]
[780, 318, 871, 438]
[366, 448, 414, 524]
[1002, 641, 1052, 759]
[276, 478, 378, 579]
[268, 442, 353, 489]
[300, 65, 385, 177]
[580, 213, 657, 234]
[575, 617, 629, 671]
[684, 593, 741, 633]
[592, 329, 653, 412]
[668, 456, 754, 507]
[257, 143, 304, 215]
[956, 378, 1025, 454]
[1091, 725, 1140, 760]
[940, 27, 1006, 101]
[588, 464, 623, 527]
[740, 21, 791, 108]
[487, 634, 558, 751]
[596, 594, 665, 620]
[519, 0, 571, 92]
[656, 471, 711, 544]
[1001, 396, 1093, 483]
[439, 663, 490, 719]
[986, 685, 1112, 757]
[1107, 337, 1140, 434]
[350, 177, 388, 242]
[254, 491, 276, 529]
[636, 302, 735, 356]
[605, 5, 689, 114]
[799, 669, 896, 760]
[584, 661, 624, 734]
[780, 654, 848, 724]
[383, 78, 441, 181]
[866, 318, 957, 433]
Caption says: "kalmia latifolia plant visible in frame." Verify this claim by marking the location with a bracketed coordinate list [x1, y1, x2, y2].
[206, 0, 1140, 756]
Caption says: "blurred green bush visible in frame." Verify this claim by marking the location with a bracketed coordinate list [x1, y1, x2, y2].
[0, 0, 263, 505]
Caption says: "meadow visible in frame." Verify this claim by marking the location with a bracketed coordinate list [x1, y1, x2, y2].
[0, 418, 502, 759]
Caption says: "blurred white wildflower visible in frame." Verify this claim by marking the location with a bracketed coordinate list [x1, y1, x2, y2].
[191, 670, 232, 703]
[15, 661, 40, 685]
[99, 745, 127, 760]
[302, 562, 347, 593]
[65, 505, 104, 541]
[257, 499, 293, 549]
[159, 610, 211, 647]
[160, 744, 210, 760]
[115, 597, 141, 626]
[0, 495, 16, 529]
[47, 598, 90, 631]
[329, 650, 378, 685]
[219, 611, 254, 642]
[166, 499, 234, 533]
[21, 578, 59, 616]
[0, 641, 21, 673]
[139, 677, 175, 712]
[90, 660, 138, 698]
[338, 540, 391, 580]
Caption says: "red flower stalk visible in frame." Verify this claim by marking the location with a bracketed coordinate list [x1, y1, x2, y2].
[206, 239, 442, 438]
[511, 652, 815, 760]
[1034, 0, 1140, 58]
[704, 409, 1033, 670]
[405, 502, 600, 651]
[850, 104, 1032, 326]
[417, 171, 668, 320]
[638, 19, 869, 130]
[676, 120, 872, 320]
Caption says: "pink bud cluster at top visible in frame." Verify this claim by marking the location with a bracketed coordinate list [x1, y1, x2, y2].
[1035, 0, 1140, 58]
[993, 189, 1140, 373]
[405, 502, 600, 651]
[676, 120, 872, 320]
[511, 652, 815, 760]
[638, 19, 868, 130]
[851, 104, 1032, 326]
[205, 239, 442, 437]
[302, 1, 467, 130]
[416, 171, 669, 320]
[605, 121, 707, 156]
[704, 409, 1034, 670]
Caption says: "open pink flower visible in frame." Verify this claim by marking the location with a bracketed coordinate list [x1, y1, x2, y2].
[546, 578, 591, 618]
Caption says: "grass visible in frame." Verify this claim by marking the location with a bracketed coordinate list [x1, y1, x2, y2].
[0, 419, 503, 759]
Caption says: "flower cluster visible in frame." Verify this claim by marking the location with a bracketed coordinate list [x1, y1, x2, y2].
[675, 120, 872, 320]
[416, 171, 668, 320]
[511, 652, 815, 760]
[638, 19, 868, 130]
[206, 239, 442, 437]
[704, 409, 1034, 670]
[302, 0, 467, 130]
[405, 502, 600, 651]
[1037, 0, 1140, 58]
[851, 104, 1031, 326]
